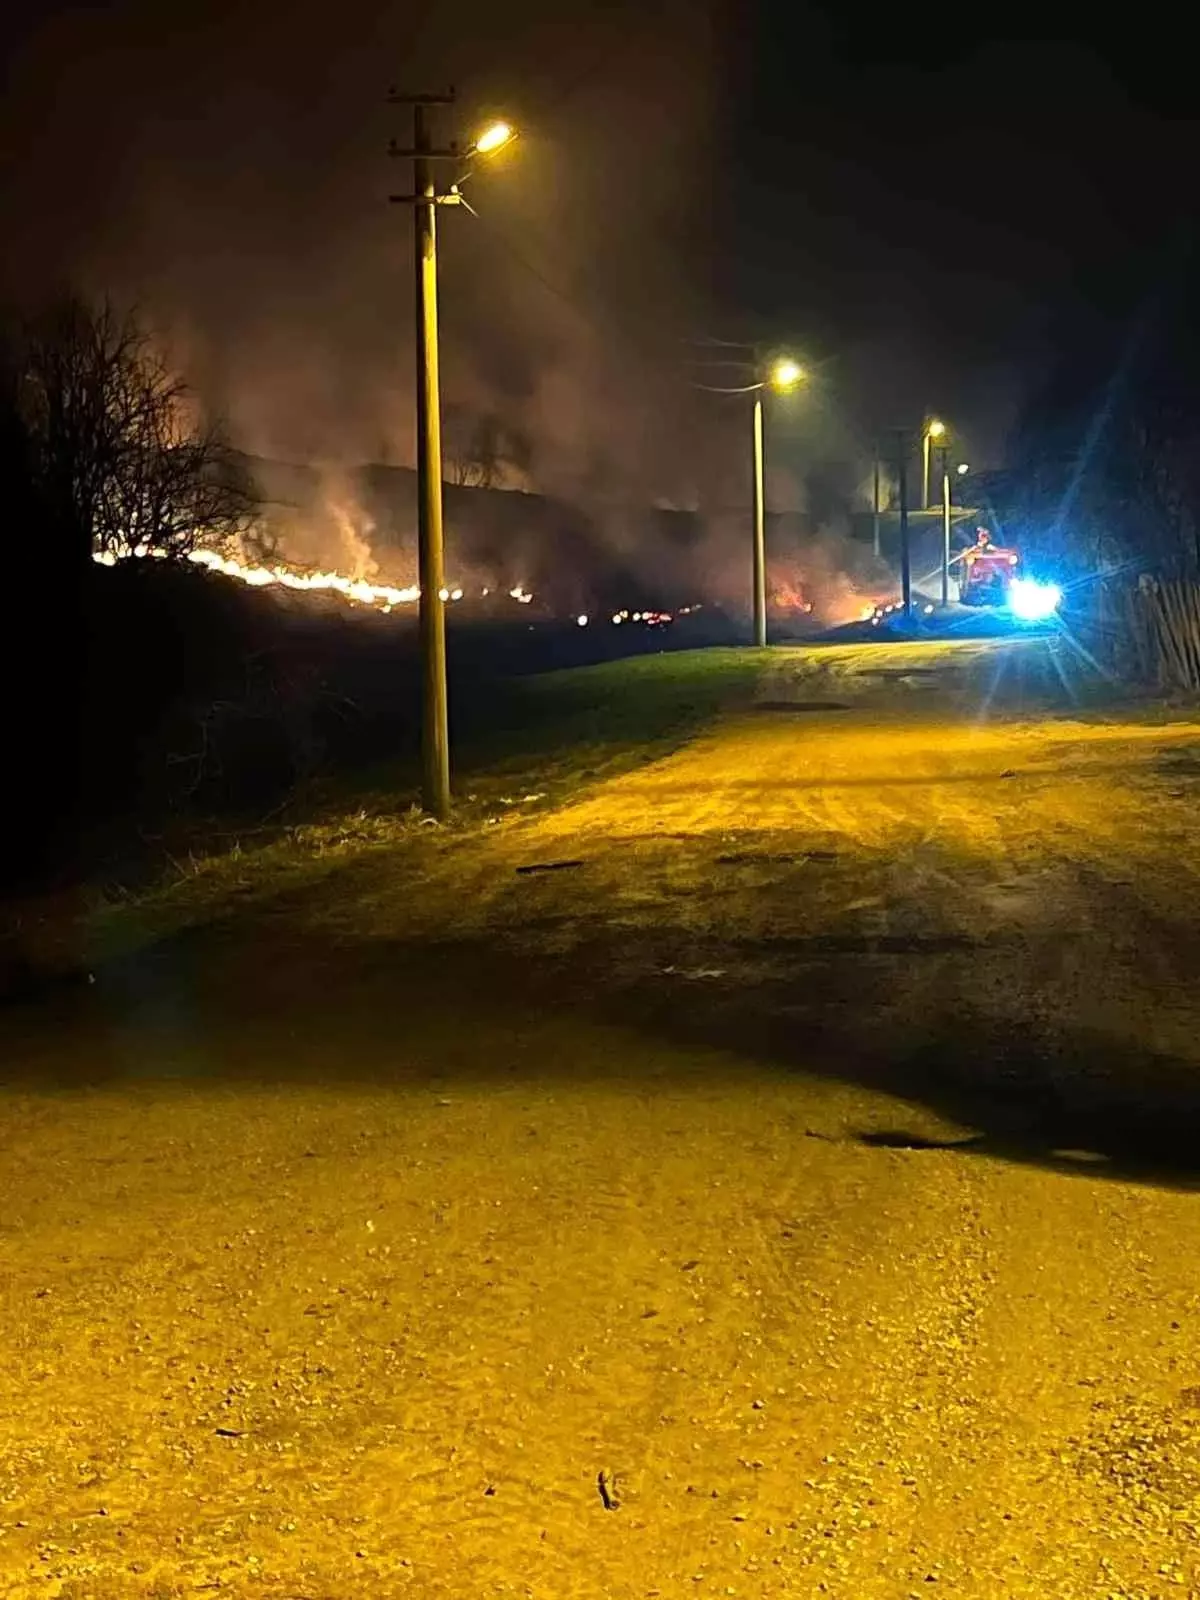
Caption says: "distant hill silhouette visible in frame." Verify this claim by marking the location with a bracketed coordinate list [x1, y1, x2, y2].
[238, 454, 814, 614]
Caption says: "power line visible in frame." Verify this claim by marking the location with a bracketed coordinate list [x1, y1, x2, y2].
[464, 200, 643, 354]
[683, 335, 758, 350]
[457, 12, 686, 350]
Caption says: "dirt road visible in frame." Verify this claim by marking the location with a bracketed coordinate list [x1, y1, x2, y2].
[5, 636, 1200, 1598]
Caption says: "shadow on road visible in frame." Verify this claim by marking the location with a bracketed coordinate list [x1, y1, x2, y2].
[4, 903, 1200, 1193]
[845, 1023, 1200, 1189]
[607, 955, 1200, 1190]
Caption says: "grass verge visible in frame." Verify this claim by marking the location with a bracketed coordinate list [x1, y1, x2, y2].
[74, 648, 769, 962]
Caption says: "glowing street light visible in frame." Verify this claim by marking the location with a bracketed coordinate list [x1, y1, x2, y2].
[957, 461, 970, 475]
[471, 120, 514, 156]
[691, 347, 805, 647]
[924, 425, 965, 607]
[922, 416, 946, 509]
[769, 357, 805, 393]
[752, 356, 806, 646]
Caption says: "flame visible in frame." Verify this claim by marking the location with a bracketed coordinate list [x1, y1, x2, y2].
[188, 548, 422, 607]
[93, 544, 705, 629]
[91, 545, 532, 612]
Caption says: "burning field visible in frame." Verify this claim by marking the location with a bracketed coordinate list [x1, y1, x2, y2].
[94, 537, 889, 636]
[88, 453, 898, 635]
[94, 545, 533, 616]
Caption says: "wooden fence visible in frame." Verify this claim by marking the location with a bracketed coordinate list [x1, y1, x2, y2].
[1127, 576, 1200, 691]
[1081, 575, 1200, 692]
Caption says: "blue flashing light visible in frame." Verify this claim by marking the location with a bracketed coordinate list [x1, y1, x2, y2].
[1009, 577, 1062, 622]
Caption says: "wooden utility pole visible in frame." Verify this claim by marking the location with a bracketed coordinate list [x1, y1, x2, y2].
[872, 440, 882, 560]
[389, 90, 458, 820]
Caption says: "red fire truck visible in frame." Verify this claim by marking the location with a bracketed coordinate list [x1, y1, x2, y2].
[956, 528, 1020, 607]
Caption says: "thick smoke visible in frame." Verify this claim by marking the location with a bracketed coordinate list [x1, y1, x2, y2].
[0, 0, 888, 614]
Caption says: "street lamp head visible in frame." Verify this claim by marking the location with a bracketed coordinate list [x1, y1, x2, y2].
[769, 357, 805, 393]
[472, 120, 515, 156]
[927, 418, 946, 439]
[957, 461, 970, 475]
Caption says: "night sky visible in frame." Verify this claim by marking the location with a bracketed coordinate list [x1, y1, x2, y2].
[725, 3, 1197, 456]
[1, 1, 1192, 503]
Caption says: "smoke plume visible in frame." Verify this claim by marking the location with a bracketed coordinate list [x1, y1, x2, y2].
[0, 0, 893, 614]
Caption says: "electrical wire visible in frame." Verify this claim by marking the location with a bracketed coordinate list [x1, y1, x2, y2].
[682, 335, 758, 351]
[463, 200, 630, 350]
[691, 381, 765, 395]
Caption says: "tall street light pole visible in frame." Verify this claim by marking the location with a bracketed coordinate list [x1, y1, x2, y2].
[940, 444, 952, 607]
[389, 94, 516, 820]
[751, 357, 804, 648]
[894, 428, 913, 620]
[922, 416, 945, 510]
[752, 392, 767, 647]
[690, 351, 804, 650]
[949, 462, 970, 601]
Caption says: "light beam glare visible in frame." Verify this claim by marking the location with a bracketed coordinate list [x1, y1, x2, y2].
[1009, 578, 1063, 622]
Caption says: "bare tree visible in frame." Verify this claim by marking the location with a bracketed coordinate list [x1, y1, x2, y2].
[443, 406, 532, 491]
[10, 297, 257, 566]
[443, 407, 502, 489]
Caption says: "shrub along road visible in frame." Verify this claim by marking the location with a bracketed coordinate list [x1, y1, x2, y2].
[4, 636, 1200, 1598]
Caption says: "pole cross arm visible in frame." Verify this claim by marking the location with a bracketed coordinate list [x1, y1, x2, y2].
[389, 193, 465, 205]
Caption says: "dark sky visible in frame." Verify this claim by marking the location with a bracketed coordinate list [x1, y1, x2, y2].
[1, 0, 1193, 503]
[723, 3, 1198, 462]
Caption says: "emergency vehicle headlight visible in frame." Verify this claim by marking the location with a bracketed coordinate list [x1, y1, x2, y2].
[1009, 578, 1062, 622]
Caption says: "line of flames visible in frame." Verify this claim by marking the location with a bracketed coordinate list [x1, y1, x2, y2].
[93, 545, 534, 612]
[90, 545, 895, 630]
[90, 546, 709, 627]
